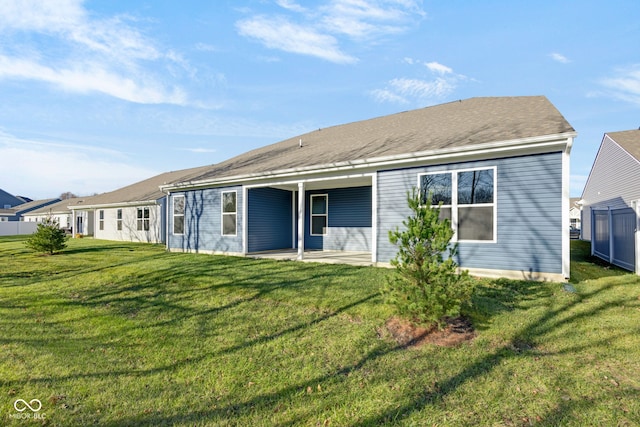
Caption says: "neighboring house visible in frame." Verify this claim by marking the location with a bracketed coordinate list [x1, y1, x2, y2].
[68, 166, 210, 243]
[569, 197, 581, 232]
[22, 198, 83, 231]
[0, 198, 60, 222]
[162, 96, 576, 281]
[0, 188, 26, 211]
[581, 129, 640, 273]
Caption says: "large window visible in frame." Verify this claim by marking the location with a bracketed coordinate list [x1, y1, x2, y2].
[222, 191, 237, 236]
[310, 194, 328, 236]
[137, 207, 150, 231]
[419, 167, 496, 242]
[173, 196, 184, 235]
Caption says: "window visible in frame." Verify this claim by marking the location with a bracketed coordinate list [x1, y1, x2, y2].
[173, 196, 184, 235]
[137, 207, 150, 231]
[116, 209, 122, 231]
[221, 191, 237, 236]
[310, 194, 328, 236]
[99, 210, 104, 230]
[420, 173, 452, 221]
[419, 167, 496, 242]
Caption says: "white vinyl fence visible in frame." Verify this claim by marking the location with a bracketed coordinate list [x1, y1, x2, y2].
[0, 222, 38, 236]
[591, 202, 640, 274]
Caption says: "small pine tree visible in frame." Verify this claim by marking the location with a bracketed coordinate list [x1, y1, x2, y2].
[383, 188, 475, 329]
[25, 217, 69, 255]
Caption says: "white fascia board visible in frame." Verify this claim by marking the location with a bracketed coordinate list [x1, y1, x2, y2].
[68, 199, 160, 210]
[163, 132, 576, 192]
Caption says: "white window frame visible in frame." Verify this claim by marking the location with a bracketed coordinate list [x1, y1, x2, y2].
[98, 210, 104, 231]
[221, 191, 237, 237]
[173, 196, 185, 235]
[310, 194, 329, 236]
[116, 209, 122, 231]
[418, 166, 497, 243]
[137, 207, 150, 231]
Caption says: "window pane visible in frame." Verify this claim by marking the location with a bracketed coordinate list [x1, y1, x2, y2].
[144, 208, 150, 219]
[137, 209, 143, 219]
[420, 173, 452, 205]
[458, 206, 493, 240]
[458, 169, 493, 204]
[437, 207, 452, 222]
[117, 209, 122, 220]
[174, 197, 184, 215]
[174, 217, 184, 234]
[223, 214, 236, 235]
[311, 216, 327, 235]
[311, 196, 327, 214]
[223, 192, 236, 213]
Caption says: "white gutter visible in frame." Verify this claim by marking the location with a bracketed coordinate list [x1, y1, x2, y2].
[161, 132, 576, 192]
[66, 199, 160, 210]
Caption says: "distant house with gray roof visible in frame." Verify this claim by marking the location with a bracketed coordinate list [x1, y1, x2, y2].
[581, 129, 640, 273]
[68, 166, 210, 243]
[161, 96, 576, 281]
[0, 197, 60, 222]
[22, 197, 84, 231]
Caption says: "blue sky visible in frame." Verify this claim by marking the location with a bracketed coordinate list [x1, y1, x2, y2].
[1, 0, 638, 199]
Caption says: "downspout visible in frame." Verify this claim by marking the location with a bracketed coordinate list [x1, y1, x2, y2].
[561, 136, 574, 280]
[165, 193, 170, 251]
[297, 182, 305, 260]
[371, 173, 377, 264]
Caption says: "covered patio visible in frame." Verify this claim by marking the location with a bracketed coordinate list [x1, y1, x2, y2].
[246, 249, 374, 267]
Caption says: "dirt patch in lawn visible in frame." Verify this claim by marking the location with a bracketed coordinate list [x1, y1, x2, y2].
[385, 316, 476, 348]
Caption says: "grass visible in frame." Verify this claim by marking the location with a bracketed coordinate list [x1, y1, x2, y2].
[0, 237, 638, 426]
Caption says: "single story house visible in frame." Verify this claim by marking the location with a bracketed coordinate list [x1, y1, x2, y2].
[580, 129, 640, 273]
[22, 197, 84, 231]
[0, 198, 60, 222]
[569, 197, 581, 234]
[161, 96, 576, 281]
[67, 166, 210, 243]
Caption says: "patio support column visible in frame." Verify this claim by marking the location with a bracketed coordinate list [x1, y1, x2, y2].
[297, 182, 305, 260]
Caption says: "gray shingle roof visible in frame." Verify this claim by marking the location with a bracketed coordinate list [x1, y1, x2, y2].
[182, 96, 574, 185]
[608, 129, 640, 162]
[23, 198, 83, 215]
[68, 165, 212, 208]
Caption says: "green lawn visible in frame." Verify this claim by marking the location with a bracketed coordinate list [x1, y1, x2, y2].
[0, 237, 638, 426]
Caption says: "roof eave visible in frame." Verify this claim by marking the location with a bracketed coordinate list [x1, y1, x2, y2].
[163, 132, 576, 192]
[69, 199, 161, 210]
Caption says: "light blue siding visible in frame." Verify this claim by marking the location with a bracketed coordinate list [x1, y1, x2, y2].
[377, 153, 563, 274]
[304, 186, 372, 251]
[168, 186, 243, 253]
[248, 187, 293, 252]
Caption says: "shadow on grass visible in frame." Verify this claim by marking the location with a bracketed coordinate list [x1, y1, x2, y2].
[2, 238, 638, 426]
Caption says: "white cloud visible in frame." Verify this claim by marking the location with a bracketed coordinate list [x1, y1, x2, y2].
[0, 132, 157, 198]
[276, 0, 307, 13]
[372, 59, 465, 105]
[600, 64, 640, 105]
[237, 0, 424, 62]
[425, 61, 452, 75]
[183, 148, 217, 153]
[236, 16, 357, 64]
[550, 52, 570, 64]
[0, 0, 190, 105]
[0, 55, 188, 105]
